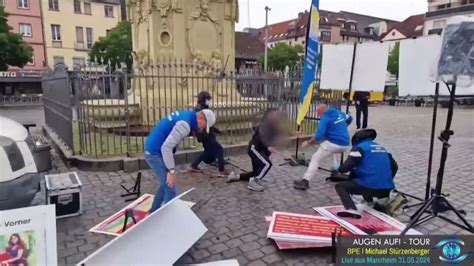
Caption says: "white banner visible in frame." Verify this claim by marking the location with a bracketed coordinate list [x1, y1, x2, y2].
[352, 42, 390, 92]
[0, 205, 57, 266]
[320, 43, 354, 90]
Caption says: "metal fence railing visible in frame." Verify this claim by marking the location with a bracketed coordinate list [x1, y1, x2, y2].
[45, 61, 342, 158]
[0, 94, 43, 106]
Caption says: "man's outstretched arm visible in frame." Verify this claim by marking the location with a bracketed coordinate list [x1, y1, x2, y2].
[338, 147, 363, 173]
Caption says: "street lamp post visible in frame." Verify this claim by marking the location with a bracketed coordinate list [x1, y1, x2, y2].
[264, 6, 271, 72]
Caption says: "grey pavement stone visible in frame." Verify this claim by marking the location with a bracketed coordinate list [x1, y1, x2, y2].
[41, 106, 474, 265]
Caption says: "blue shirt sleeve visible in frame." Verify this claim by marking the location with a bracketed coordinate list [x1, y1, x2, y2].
[314, 116, 328, 141]
[345, 114, 353, 125]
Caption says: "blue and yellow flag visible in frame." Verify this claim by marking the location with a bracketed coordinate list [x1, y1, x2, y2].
[296, 0, 320, 126]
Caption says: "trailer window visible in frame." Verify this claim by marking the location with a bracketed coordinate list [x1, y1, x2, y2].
[0, 136, 25, 172]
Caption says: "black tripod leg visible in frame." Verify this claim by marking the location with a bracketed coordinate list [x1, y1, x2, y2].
[401, 196, 436, 235]
[439, 197, 473, 232]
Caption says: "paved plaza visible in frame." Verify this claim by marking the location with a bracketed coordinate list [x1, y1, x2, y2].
[30, 105, 474, 265]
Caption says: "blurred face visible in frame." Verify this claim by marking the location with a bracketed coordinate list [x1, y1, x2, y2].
[197, 112, 207, 132]
[11, 235, 18, 244]
[267, 110, 281, 123]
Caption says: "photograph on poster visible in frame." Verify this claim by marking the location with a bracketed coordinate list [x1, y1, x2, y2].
[0, 231, 37, 266]
[314, 205, 422, 235]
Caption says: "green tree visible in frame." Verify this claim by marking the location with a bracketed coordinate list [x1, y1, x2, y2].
[89, 21, 132, 70]
[259, 43, 301, 71]
[0, 6, 33, 71]
[387, 42, 399, 77]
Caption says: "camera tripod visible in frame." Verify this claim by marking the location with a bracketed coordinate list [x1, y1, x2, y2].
[401, 83, 473, 235]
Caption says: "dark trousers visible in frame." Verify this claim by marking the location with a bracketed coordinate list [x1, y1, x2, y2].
[355, 100, 369, 129]
[335, 180, 391, 210]
[191, 133, 225, 171]
[239, 144, 272, 181]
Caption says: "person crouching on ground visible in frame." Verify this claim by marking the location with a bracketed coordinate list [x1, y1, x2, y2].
[227, 108, 282, 192]
[294, 104, 352, 190]
[188, 91, 229, 176]
[334, 129, 398, 219]
[145, 109, 216, 213]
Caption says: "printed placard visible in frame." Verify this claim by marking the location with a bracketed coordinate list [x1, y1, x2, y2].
[0, 205, 57, 266]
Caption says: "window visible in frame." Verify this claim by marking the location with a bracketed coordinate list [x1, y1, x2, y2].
[106, 29, 111, 36]
[76, 26, 84, 43]
[433, 20, 446, 29]
[104, 5, 114, 17]
[27, 55, 35, 65]
[18, 0, 29, 9]
[48, 0, 59, 10]
[0, 136, 25, 172]
[74, 0, 81, 13]
[73, 57, 86, 67]
[84, 3, 91, 14]
[350, 24, 357, 30]
[53, 56, 64, 66]
[0, 0, 4, 6]
[86, 27, 93, 49]
[321, 31, 331, 42]
[19, 23, 32, 37]
[51, 24, 61, 41]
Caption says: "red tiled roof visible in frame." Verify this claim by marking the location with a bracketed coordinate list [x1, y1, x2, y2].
[380, 14, 425, 40]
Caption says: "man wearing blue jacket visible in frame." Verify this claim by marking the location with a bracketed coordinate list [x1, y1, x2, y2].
[294, 104, 352, 190]
[335, 129, 398, 219]
[145, 109, 216, 213]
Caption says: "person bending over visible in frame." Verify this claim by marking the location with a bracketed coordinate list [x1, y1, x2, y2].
[227, 108, 282, 192]
[188, 91, 228, 176]
[335, 129, 398, 219]
[145, 109, 216, 213]
[294, 104, 352, 190]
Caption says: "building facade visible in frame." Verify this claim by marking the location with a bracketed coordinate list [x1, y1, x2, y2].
[40, 0, 121, 69]
[260, 10, 398, 48]
[424, 0, 474, 35]
[0, 0, 45, 97]
[380, 14, 425, 41]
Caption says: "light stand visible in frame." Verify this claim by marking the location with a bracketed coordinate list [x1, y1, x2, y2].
[401, 82, 473, 235]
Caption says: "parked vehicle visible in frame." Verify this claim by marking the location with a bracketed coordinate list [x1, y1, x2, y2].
[0, 116, 43, 210]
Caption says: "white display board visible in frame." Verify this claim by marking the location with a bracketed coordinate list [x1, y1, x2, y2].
[320, 43, 354, 90]
[352, 42, 390, 92]
[0, 205, 57, 266]
[320, 42, 389, 92]
[399, 35, 474, 96]
[79, 189, 207, 265]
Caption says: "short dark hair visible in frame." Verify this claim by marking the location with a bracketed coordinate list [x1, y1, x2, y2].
[197, 91, 211, 102]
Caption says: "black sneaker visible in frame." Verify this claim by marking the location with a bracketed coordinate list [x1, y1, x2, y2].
[293, 179, 309, 190]
[337, 210, 362, 219]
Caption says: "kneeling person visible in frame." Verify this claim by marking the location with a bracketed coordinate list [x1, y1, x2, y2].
[145, 109, 216, 213]
[335, 129, 398, 219]
[227, 108, 282, 192]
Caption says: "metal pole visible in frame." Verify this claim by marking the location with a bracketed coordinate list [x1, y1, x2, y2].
[425, 82, 439, 200]
[345, 42, 357, 114]
[264, 6, 271, 72]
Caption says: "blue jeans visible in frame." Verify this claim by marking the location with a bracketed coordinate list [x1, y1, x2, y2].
[145, 154, 176, 213]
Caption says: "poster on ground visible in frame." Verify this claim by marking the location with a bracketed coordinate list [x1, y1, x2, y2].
[79, 189, 207, 265]
[90, 194, 195, 236]
[0, 205, 57, 266]
[266, 212, 353, 249]
[314, 205, 421, 235]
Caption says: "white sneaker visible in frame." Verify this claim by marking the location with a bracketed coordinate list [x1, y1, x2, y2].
[226, 171, 240, 183]
[247, 178, 264, 192]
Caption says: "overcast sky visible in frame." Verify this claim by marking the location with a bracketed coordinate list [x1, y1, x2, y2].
[236, 0, 428, 30]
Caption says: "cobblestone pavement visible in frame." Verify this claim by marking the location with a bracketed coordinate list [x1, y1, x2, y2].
[32, 106, 474, 265]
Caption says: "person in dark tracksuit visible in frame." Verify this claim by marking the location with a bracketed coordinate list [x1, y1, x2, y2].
[226, 108, 282, 192]
[353, 91, 370, 129]
[334, 129, 398, 219]
[188, 91, 228, 176]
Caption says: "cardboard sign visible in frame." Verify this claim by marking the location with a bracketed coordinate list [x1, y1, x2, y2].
[0, 205, 57, 266]
[79, 189, 207, 265]
[90, 194, 195, 236]
[314, 205, 422, 235]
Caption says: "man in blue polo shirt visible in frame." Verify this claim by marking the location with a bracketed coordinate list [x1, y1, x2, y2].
[145, 109, 216, 213]
[335, 129, 398, 219]
[294, 104, 352, 190]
